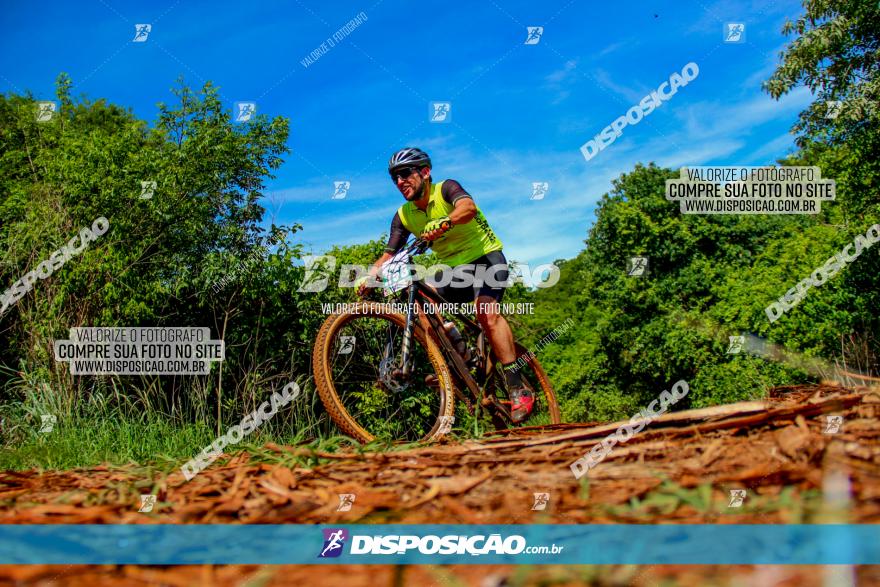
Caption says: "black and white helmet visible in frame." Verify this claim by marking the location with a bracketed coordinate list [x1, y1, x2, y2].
[388, 147, 431, 173]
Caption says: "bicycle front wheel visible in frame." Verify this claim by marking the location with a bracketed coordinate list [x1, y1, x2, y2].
[312, 302, 455, 443]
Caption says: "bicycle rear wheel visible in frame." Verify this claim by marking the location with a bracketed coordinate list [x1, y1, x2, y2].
[482, 341, 561, 430]
[312, 302, 455, 443]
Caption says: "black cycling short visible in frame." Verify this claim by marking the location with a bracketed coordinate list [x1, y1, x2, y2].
[426, 250, 510, 305]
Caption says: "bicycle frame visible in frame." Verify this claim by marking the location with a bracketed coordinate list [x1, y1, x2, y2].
[383, 268, 505, 420]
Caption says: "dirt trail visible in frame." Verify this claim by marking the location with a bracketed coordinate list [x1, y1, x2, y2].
[1, 383, 879, 585]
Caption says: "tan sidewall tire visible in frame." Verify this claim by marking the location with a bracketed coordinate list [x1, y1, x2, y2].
[312, 302, 455, 443]
[511, 341, 561, 424]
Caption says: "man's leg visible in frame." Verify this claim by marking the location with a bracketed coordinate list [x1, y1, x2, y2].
[474, 296, 515, 363]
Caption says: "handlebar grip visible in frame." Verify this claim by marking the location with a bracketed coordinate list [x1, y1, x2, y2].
[439, 219, 452, 231]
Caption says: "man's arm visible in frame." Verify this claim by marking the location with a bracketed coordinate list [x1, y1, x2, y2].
[358, 213, 408, 296]
[422, 180, 478, 240]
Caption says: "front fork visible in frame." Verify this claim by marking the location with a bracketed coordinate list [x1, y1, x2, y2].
[399, 282, 418, 377]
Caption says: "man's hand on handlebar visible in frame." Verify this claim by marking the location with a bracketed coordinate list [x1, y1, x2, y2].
[421, 217, 452, 241]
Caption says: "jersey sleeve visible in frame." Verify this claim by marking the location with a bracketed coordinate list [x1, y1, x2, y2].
[385, 212, 411, 253]
[441, 179, 473, 205]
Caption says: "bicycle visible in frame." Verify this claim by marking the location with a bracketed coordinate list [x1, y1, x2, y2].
[311, 234, 561, 443]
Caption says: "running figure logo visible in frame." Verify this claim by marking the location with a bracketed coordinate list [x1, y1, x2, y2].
[530, 182, 549, 201]
[133, 24, 152, 42]
[139, 181, 157, 200]
[338, 335, 355, 355]
[318, 528, 349, 558]
[524, 27, 543, 45]
[39, 414, 56, 433]
[138, 494, 157, 513]
[332, 181, 350, 200]
[36, 102, 56, 122]
[627, 256, 648, 276]
[728, 489, 747, 508]
[824, 415, 843, 434]
[726, 336, 744, 355]
[430, 102, 451, 123]
[531, 492, 549, 510]
[235, 102, 256, 123]
[337, 494, 356, 511]
[724, 23, 745, 43]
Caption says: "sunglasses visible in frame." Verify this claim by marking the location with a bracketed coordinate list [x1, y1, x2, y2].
[390, 166, 422, 182]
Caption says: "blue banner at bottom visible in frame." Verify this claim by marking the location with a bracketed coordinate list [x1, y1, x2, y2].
[1, 524, 877, 564]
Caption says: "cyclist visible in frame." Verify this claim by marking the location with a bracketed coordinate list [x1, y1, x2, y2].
[357, 147, 534, 422]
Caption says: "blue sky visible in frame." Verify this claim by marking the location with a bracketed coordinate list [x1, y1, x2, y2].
[1, 0, 812, 268]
